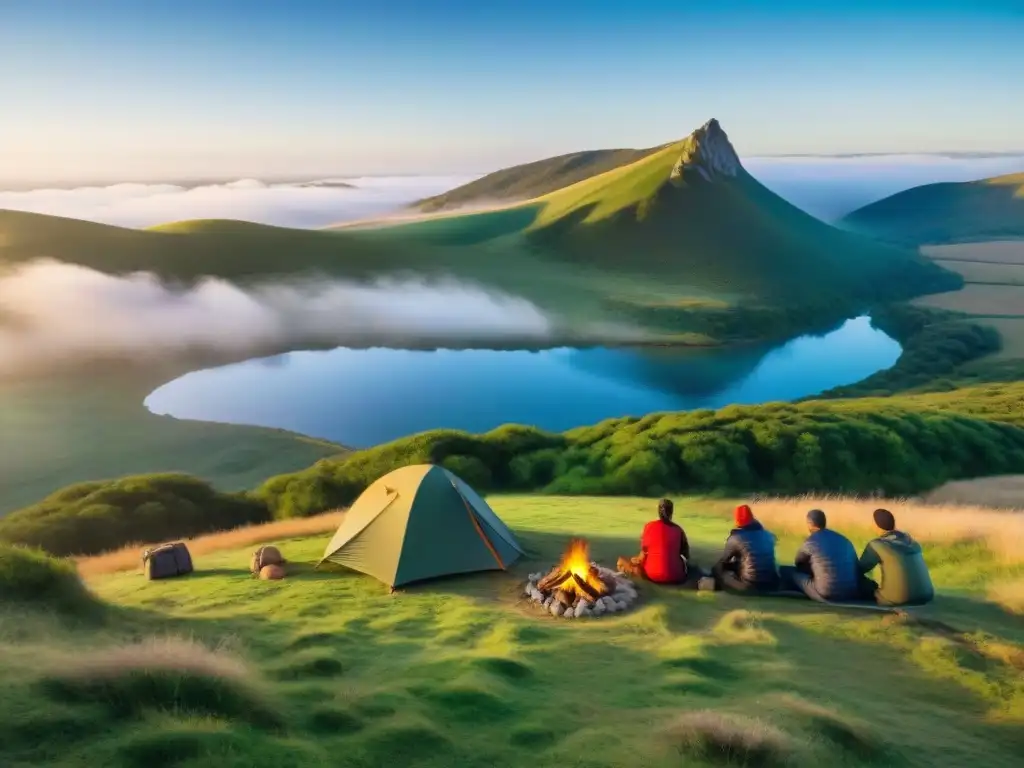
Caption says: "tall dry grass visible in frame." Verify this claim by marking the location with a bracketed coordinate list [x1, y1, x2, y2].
[75, 511, 345, 579]
[746, 496, 1024, 564]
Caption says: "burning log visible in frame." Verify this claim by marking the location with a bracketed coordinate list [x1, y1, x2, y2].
[554, 589, 574, 607]
[538, 569, 570, 593]
[571, 572, 603, 601]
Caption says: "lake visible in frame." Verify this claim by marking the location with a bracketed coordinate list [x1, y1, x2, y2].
[145, 316, 900, 448]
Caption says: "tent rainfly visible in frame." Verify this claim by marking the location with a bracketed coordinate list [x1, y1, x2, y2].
[318, 464, 524, 588]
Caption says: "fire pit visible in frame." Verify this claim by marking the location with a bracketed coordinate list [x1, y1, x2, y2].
[523, 538, 638, 618]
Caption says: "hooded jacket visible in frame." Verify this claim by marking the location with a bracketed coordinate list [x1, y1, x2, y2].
[859, 530, 934, 606]
[794, 528, 859, 600]
[717, 521, 779, 587]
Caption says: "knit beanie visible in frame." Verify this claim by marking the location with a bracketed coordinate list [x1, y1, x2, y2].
[734, 504, 754, 527]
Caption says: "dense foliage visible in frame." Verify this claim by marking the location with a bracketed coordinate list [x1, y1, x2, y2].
[0, 544, 95, 613]
[817, 305, 1002, 398]
[7, 380, 1024, 555]
[0, 474, 270, 557]
[256, 398, 1024, 519]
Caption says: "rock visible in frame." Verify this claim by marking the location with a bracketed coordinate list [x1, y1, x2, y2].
[542, 597, 553, 609]
[592, 600, 606, 616]
[669, 118, 741, 186]
[524, 584, 534, 597]
[529, 572, 542, 582]
[563, 607, 575, 619]
[614, 600, 629, 611]
[574, 602, 590, 618]
[605, 600, 620, 613]
[550, 602, 564, 617]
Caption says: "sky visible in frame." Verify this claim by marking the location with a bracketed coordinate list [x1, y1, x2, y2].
[1, 0, 1023, 183]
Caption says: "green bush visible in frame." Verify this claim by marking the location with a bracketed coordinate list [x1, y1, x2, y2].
[0, 474, 270, 557]
[0, 544, 95, 613]
[254, 389, 1024, 518]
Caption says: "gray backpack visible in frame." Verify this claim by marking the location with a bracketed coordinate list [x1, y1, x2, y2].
[143, 542, 194, 580]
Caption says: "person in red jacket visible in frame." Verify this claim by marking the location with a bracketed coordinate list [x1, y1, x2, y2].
[618, 498, 702, 585]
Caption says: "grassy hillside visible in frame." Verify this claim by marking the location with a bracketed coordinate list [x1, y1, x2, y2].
[414, 146, 663, 212]
[2, 496, 1021, 768]
[841, 171, 1024, 246]
[0, 367, 345, 516]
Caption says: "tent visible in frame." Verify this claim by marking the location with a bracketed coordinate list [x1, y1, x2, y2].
[318, 464, 525, 588]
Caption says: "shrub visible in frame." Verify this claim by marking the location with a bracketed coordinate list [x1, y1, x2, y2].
[0, 474, 270, 557]
[0, 544, 96, 614]
[254, 391, 1024, 518]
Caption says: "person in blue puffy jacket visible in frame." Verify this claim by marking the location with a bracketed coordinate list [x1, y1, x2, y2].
[779, 509, 859, 602]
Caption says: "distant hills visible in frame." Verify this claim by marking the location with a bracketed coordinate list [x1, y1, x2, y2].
[841, 172, 1024, 245]
[0, 119, 961, 344]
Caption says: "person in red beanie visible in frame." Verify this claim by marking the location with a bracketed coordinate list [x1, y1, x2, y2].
[710, 504, 780, 593]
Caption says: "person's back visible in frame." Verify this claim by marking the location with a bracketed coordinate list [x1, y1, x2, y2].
[641, 518, 686, 584]
[861, 529, 934, 606]
[799, 528, 859, 600]
[729, 521, 778, 587]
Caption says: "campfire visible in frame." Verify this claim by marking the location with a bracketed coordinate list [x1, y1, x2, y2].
[524, 538, 638, 619]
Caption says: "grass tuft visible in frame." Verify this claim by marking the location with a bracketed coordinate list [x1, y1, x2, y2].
[664, 710, 800, 766]
[37, 638, 281, 729]
[0, 543, 98, 614]
[777, 695, 889, 761]
[713, 610, 777, 645]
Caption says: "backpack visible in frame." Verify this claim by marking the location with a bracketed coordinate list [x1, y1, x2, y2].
[251, 545, 285, 576]
[143, 542, 193, 580]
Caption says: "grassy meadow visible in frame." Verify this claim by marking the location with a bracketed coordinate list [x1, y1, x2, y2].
[3, 495, 1022, 768]
[0, 367, 345, 516]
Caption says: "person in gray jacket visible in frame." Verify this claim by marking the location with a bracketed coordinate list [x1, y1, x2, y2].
[779, 509, 859, 602]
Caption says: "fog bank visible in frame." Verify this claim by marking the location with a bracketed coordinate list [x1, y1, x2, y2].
[0, 260, 553, 375]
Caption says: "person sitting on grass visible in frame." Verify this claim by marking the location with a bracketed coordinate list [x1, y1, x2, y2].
[857, 508, 935, 606]
[617, 498, 708, 587]
[710, 504, 780, 593]
[779, 509, 859, 602]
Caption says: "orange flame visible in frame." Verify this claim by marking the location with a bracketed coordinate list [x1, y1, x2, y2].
[555, 538, 608, 599]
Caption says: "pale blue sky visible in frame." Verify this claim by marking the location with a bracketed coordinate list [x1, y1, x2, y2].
[1, 0, 1022, 182]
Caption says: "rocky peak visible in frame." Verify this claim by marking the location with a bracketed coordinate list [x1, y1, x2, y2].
[669, 118, 742, 185]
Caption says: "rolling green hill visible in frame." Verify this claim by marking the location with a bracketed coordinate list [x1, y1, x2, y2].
[841, 171, 1024, 245]
[414, 146, 663, 212]
[1, 120, 960, 344]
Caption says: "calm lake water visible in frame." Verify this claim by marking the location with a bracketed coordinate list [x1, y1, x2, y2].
[145, 316, 900, 447]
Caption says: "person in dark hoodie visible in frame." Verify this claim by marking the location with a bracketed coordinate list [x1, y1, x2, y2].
[710, 504, 780, 593]
[779, 509, 859, 602]
[857, 508, 935, 606]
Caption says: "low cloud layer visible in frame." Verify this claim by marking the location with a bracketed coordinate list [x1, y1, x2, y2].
[0, 260, 553, 374]
[746, 153, 1024, 221]
[0, 175, 477, 229]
